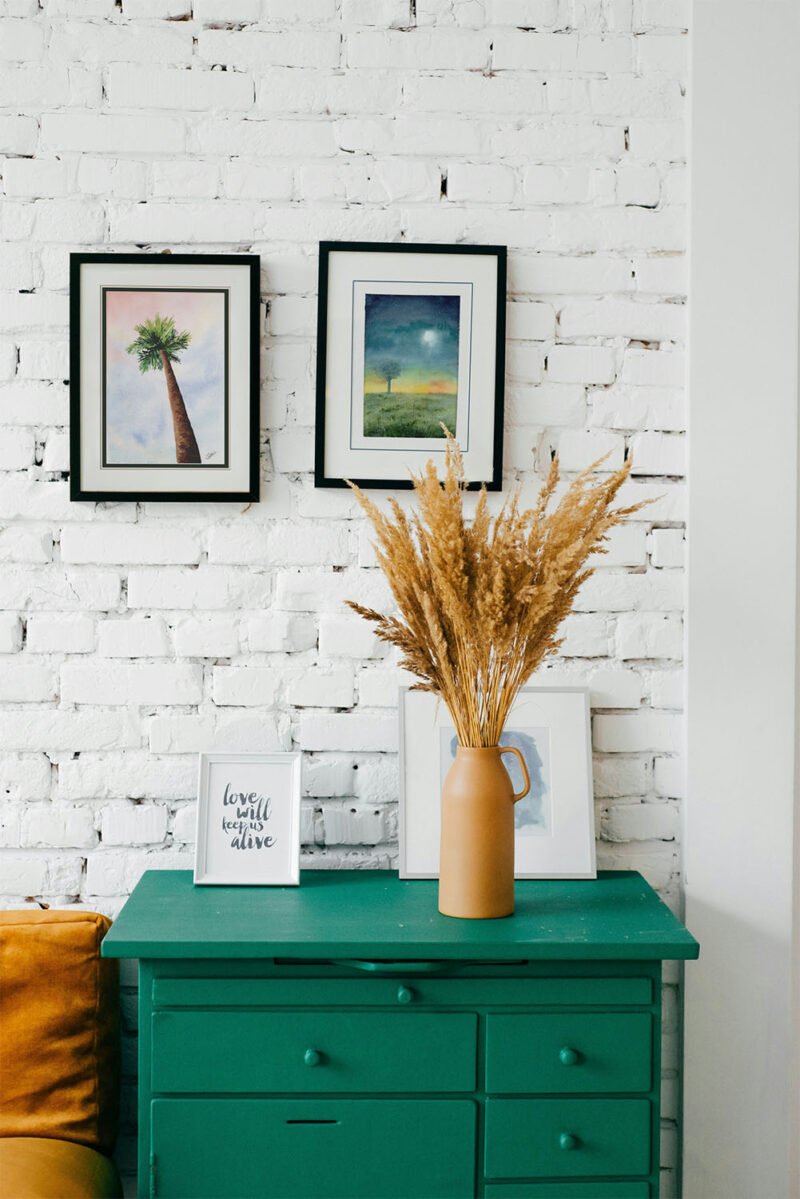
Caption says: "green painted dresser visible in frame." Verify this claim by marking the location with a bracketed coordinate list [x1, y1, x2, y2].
[102, 869, 698, 1199]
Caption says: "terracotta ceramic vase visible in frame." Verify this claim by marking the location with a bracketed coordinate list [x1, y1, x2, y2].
[438, 745, 531, 920]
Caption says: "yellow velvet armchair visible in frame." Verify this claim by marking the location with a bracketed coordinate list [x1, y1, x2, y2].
[0, 910, 122, 1199]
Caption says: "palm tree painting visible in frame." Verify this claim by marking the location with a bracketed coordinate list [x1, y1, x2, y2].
[126, 315, 201, 463]
[104, 289, 227, 468]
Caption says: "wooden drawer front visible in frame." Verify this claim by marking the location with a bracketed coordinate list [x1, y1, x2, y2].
[152, 1098, 476, 1198]
[154, 975, 651, 1009]
[486, 1013, 652, 1094]
[152, 1010, 476, 1094]
[485, 1098, 651, 1179]
[484, 1184, 649, 1198]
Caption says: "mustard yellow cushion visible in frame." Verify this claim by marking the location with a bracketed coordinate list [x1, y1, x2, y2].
[0, 910, 120, 1155]
[0, 1137, 122, 1199]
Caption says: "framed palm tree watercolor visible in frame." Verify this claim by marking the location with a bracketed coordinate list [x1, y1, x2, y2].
[70, 253, 260, 502]
[315, 241, 507, 489]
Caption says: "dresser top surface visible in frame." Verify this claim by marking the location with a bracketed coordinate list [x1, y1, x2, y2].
[102, 869, 699, 961]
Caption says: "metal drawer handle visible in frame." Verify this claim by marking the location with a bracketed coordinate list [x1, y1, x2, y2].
[559, 1046, 581, 1066]
[396, 985, 414, 1004]
[559, 1133, 580, 1151]
[303, 1048, 323, 1067]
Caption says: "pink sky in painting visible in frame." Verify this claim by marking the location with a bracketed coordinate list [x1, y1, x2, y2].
[105, 290, 224, 363]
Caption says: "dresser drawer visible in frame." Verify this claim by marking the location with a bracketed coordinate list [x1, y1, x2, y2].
[153, 975, 652, 1009]
[485, 1098, 651, 1179]
[486, 1013, 652, 1094]
[151, 1098, 476, 1198]
[152, 1010, 477, 1093]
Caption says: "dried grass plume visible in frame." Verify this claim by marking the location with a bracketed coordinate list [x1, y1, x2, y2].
[347, 435, 648, 747]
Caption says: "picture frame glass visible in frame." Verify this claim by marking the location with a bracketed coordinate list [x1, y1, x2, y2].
[316, 243, 506, 489]
[400, 688, 596, 879]
[194, 752, 301, 886]
[102, 286, 230, 470]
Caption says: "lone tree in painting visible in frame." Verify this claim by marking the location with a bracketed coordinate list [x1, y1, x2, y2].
[126, 314, 201, 464]
[379, 360, 402, 395]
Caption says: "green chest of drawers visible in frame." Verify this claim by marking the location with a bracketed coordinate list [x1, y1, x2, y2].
[103, 870, 698, 1199]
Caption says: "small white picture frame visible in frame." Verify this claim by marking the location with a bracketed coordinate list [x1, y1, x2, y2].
[399, 687, 595, 880]
[194, 752, 301, 886]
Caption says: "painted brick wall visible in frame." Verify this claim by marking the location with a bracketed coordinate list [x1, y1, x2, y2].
[0, 0, 687, 1190]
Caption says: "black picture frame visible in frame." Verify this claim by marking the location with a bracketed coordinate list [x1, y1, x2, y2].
[70, 252, 260, 503]
[314, 240, 507, 490]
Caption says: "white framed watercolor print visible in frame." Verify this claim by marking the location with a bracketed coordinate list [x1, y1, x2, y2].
[194, 753, 301, 886]
[399, 687, 595, 880]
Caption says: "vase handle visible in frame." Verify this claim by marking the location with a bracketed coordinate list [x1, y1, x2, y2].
[499, 746, 531, 803]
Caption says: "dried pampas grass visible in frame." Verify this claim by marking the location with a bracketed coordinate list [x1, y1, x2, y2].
[347, 435, 647, 748]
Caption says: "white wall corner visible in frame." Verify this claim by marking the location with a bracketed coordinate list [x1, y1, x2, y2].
[685, 3, 800, 1196]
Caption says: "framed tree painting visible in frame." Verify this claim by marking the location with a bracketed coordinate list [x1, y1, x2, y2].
[315, 241, 507, 489]
[70, 253, 260, 502]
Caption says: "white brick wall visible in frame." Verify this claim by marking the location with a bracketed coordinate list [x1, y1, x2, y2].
[0, 1, 686, 1188]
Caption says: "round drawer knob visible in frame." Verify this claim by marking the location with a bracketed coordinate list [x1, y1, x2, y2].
[303, 1048, 323, 1067]
[559, 1133, 580, 1152]
[396, 985, 415, 1005]
[559, 1046, 580, 1066]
